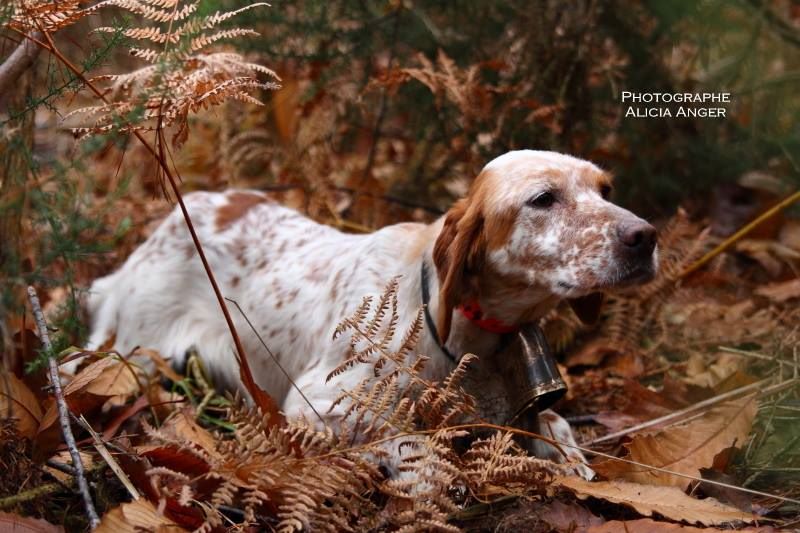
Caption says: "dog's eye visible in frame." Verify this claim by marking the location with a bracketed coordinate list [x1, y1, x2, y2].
[528, 192, 556, 208]
[600, 184, 612, 199]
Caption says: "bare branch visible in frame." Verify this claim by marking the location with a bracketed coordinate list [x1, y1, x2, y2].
[0, 31, 43, 112]
[27, 286, 100, 530]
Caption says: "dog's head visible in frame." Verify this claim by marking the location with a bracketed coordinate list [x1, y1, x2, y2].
[433, 150, 657, 341]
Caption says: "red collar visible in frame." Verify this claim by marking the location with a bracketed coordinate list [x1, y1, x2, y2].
[457, 300, 519, 334]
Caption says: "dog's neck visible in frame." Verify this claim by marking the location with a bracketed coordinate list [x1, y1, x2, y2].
[417, 249, 558, 366]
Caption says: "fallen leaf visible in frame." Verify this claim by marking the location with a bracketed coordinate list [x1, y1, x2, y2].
[555, 477, 755, 526]
[96, 500, 185, 533]
[541, 499, 604, 531]
[778, 219, 800, 251]
[586, 518, 775, 532]
[755, 277, 800, 303]
[683, 353, 747, 389]
[69, 356, 143, 399]
[38, 356, 145, 438]
[166, 409, 218, 457]
[593, 395, 757, 489]
[44, 450, 94, 483]
[698, 468, 752, 512]
[0, 512, 64, 532]
[0, 372, 43, 438]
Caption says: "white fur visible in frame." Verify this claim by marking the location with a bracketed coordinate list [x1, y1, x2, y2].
[84, 150, 657, 478]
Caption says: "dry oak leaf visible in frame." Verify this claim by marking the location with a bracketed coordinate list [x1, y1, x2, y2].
[555, 477, 755, 526]
[0, 511, 64, 532]
[586, 517, 775, 533]
[540, 499, 605, 531]
[592, 395, 757, 489]
[69, 355, 143, 399]
[0, 372, 43, 438]
[96, 500, 185, 533]
[38, 356, 144, 435]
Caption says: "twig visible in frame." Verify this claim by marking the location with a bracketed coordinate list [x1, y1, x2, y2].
[26, 286, 100, 529]
[682, 188, 800, 277]
[75, 415, 140, 501]
[718, 345, 800, 371]
[582, 378, 771, 446]
[0, 482, 62, 509]
[45, 459, 76, 476]
[309, 421, 800, 507]
[0, 31, 43, 112]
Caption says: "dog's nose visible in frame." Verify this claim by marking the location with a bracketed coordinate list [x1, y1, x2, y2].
[617, 222, 656, 254]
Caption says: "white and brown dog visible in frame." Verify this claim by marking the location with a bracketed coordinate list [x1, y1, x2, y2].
[85, 150, 657, 474]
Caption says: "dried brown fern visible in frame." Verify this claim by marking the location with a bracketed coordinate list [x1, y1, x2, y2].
[7, 0, 88, 33]
[55, 0, 280, 148]
[139, 279, 560, 532]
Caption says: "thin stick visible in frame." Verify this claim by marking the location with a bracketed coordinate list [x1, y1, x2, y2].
[307, 421, 800, 507]
[718, 345, 799, 371]
[0, 482, 63, 509]
[75, 415, 140, 501]
[27, 286, 100, 529]
[682, 189, 800, 277]
[582, 378, 771, 446]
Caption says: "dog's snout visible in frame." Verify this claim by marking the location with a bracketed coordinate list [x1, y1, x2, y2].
[617, 222, 656, 254]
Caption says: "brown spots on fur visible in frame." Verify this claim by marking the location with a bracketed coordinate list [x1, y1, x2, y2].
[231, 276, 240, 288]
[304, 263, 326, 283]
[215, 192, 268, 232]
[276, 300, 283, 309]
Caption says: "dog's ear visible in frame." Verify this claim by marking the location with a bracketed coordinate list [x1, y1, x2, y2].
[433, 197, 485, 344]
[568, 292, 605, 325]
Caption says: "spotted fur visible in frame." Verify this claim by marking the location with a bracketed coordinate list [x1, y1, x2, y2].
[85, 150, 657, 477]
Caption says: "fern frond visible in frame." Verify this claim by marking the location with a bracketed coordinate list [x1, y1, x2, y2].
[60, 1, 279, 148]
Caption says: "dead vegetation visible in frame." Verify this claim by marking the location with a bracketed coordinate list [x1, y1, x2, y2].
[1, 0, 800, 531]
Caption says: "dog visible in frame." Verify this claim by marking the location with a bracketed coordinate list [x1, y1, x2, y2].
[85, 150, 657, 475]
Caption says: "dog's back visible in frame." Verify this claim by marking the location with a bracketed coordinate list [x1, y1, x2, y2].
[87, 190, 426, 405]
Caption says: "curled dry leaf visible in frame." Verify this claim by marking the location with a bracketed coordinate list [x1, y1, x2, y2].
[555, 477, 755, 526]
[593, 395, 757, 489]
[66, 356, 143, 399]
[95, 500, 185, 533]
[0, 372, 43, 439]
